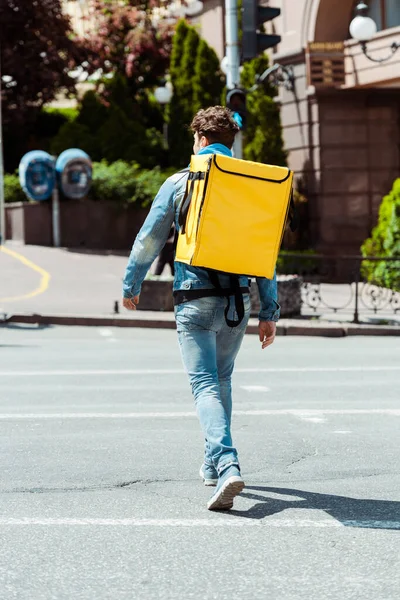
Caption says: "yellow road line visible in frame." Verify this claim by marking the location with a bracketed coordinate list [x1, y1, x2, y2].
[0, 245, 51, 302]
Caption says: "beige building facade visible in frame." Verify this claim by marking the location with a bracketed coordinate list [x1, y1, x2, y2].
[63, 1, 399, 253]
[202, 0, 400, 254]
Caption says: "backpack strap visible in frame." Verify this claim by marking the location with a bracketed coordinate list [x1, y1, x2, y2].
[208, 270, 245, 328]
[288, 189, 298, 232]
[226, 275, 245, 329]
[178, 171, 205, 235]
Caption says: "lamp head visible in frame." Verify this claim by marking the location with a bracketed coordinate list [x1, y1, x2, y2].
[154, 85, 173, 105]
[349, 2, 377, 42]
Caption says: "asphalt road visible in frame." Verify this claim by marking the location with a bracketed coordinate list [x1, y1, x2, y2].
[1, 325, 400, 600]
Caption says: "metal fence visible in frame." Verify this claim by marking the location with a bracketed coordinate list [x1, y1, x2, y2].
[277, 254, 400, 324]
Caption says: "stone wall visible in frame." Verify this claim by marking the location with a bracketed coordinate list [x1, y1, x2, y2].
[138, 276, 302, 317]
[5, 201, 149, 250]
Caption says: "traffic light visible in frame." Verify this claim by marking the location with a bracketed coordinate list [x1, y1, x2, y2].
[242, 1, 281, 61]
[226, 88, 246, 130]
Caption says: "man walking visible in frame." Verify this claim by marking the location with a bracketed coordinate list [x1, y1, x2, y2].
[123, 106, 279, 510]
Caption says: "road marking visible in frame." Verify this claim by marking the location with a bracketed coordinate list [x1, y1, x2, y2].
[0, 366, 399, 377]
[333, 430, 352, 434]
[99, 329, 113, 337]
[0, 517, 397, 528]
[241, 385, 270, 392]
[0, 409, 399, 419]
[0, 245, 51, 302]
[0, 517, 342, 527]
[299, 416, 326, 423]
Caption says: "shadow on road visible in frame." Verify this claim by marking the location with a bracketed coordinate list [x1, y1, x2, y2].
[0, 323, 51, 331]
[230, 486, 400, 531]
[0, 345, 39, 348]
[66, 248, 129, 257]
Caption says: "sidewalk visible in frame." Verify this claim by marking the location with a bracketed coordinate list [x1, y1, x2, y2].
[1, 242, 399, 337]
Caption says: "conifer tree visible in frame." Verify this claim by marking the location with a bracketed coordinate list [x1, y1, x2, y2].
[167, 21, 226, 167]
[167, 21, 198, 166]
[169, 20, 189, 83]
[192, 40, 225, 114]
[240, 56, 287, 166]
[180, 28, 201, 118]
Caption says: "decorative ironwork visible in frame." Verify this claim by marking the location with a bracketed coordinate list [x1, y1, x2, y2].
[278, 254, 400, 323]
[360, 283, 400, 314]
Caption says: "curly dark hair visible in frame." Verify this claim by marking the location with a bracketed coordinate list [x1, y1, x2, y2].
[190, 106, 239, 149]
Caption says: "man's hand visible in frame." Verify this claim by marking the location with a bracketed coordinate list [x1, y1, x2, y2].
[258, 321, 276, 350]
[123, 296, 140, 311]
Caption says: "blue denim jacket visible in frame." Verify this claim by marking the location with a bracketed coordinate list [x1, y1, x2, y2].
[123, 144, 280, 322]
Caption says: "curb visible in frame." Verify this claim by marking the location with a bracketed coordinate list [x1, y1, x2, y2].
[2, 313, 176, 330]
[2, 313, 400, 337]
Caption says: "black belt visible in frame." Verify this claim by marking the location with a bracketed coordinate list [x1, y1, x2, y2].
[173, 287, 250, 305]
[173, 279, 250, 328]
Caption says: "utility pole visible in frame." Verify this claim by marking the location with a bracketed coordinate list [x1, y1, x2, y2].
[225, 0, 242, 159]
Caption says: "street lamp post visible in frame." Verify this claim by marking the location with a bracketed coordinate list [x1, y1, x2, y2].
[349, 1, 399, 63]
[154, 84, 173, 149]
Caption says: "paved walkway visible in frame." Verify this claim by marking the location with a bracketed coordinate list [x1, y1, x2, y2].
[1, 243, 399, 335]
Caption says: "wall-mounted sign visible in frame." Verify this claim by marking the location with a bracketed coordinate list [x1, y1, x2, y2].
[307, 42, 345, 88]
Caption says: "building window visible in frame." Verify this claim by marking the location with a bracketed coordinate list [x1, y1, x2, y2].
[363, 0, 400, 31]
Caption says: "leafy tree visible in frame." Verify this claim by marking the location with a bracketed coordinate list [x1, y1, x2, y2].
[51, 76, 164, 167]
[240, 56, 287, 166]
[87, 0, 173, 96]
[361, 179, 400, 291]
[0, 0, 91, 171]
[0, 0, 88, 126]
[50, 120, 99, 160]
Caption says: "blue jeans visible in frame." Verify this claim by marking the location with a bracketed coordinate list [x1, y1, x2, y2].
[175, 294, 251, 475]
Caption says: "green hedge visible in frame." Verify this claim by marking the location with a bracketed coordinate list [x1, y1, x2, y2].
[90, 161, 174, 207]
[4, 161, 174, 207]
[361, 178, 400, 291]
[4, 173, 26, 203]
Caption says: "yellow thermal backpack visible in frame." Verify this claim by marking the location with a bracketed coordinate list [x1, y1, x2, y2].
[176, 153, 295, 280]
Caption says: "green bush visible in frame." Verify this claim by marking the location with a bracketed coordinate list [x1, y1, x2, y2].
[90, 161, 140, 204]
[4, 160, 175, 207]
[44, 107, 79, 123]
[90, 161, 174, 206]
[361, 178, 400, 291]
[276, 249, 318, 276]
[4, 173, 26, 203]
[134, 168, 175, 207]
